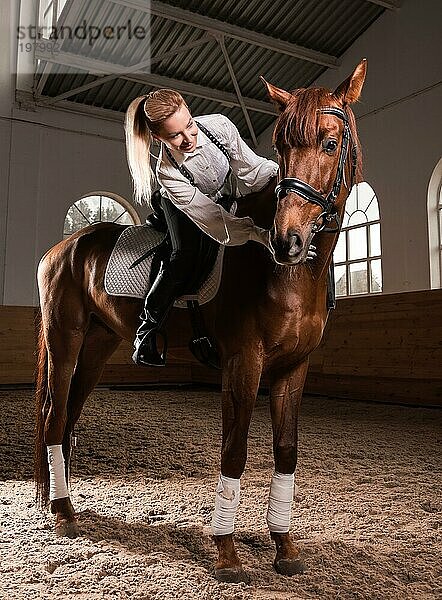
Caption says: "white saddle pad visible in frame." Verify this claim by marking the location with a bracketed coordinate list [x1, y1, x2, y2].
[104, 224, 225, 308]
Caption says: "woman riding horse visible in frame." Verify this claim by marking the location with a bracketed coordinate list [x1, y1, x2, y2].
[35, 60, 366, 582]
[125, 91, 281, 366]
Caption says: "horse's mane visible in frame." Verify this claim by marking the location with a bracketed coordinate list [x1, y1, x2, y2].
[272, 87, 363, 183]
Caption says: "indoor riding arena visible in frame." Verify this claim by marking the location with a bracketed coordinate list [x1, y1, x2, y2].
[1, 1, 441, 599]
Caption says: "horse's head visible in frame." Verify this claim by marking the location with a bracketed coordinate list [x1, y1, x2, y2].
[262, 59, 367, 266]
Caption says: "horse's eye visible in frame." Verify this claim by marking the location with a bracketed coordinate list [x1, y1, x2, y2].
[323, 139, 338, 154]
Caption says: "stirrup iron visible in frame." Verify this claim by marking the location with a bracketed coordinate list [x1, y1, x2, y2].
[133, 329, 168, 367]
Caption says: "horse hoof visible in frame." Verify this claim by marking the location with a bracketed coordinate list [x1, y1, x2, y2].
[55, 520, 79, 539]
[215, 567, 250, 584]
[274, 558, 305, 576]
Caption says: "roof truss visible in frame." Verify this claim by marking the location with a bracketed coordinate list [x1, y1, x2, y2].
[111, 0, 340, 68]
[34, 43, 278, 116]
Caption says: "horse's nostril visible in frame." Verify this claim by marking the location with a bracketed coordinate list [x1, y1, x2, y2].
[271, 229, 304, 261]
[287, 231, 303, 257]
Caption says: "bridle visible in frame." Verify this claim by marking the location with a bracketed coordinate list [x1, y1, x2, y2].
[274, 106, 357, 234]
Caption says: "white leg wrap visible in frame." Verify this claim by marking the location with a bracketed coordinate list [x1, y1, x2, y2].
[47, 445, 69, 501]
[211, 474, 240, 536]
[266, 472, 295, 533]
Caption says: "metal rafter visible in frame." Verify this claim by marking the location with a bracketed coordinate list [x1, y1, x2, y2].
[34, 43, 278, 115]
[40, 34, 213, 105]
[364, 0, 401, 9]
[216, 34, 257, 146]
[109, 0, 340, 68]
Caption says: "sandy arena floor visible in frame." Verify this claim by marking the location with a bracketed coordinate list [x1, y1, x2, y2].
[0, 387, 441, 599]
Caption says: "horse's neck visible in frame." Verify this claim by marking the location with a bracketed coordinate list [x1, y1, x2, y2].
[234, 178, 277, 229]
[311, 231, 339, 280]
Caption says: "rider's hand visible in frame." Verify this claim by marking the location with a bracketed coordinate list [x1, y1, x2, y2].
[251, 227, 274, 252]
[251, 228, 316, 261]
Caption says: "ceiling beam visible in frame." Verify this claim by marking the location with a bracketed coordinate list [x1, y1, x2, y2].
[17, 89, 125, 124]
[217, 34, 257, 146]
[34, 43, 278, 115]
[39, 35, 213, 104]
[109, 0, 340, 68]
[364, 0, 401, 8]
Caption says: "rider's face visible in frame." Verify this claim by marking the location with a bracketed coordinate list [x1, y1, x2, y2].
[153, 104, 198, 153]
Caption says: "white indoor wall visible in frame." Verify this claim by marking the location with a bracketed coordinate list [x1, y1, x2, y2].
[256, 0, 442, 294]
[0, 1, 148, 306]
[5, 119, 144, 306]
[1, 116, 141, 306]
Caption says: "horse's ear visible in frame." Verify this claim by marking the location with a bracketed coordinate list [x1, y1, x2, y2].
[332, 59, 367, 105]
[260, 76, 291, 112]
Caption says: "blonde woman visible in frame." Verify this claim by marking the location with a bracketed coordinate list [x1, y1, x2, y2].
[125, 89, 280, 367]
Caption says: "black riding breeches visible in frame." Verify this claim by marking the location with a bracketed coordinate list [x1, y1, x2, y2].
[159, 195, 220, 297]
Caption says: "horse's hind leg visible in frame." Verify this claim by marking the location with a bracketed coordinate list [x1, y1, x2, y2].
[267, 360, 309, 576]
[55, 319, 122, 536]
[42, 313, 87, 537]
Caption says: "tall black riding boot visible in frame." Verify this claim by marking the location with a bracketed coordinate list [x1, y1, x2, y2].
[132, 262, 176, 367]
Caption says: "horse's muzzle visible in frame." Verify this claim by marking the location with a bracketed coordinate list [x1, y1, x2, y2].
[270, 228, 305, 265]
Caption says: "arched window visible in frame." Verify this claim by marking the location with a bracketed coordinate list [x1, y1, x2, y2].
[63, 193, 139, 238]
[333, 182, 382, 297]
[427, 157, 442, 289]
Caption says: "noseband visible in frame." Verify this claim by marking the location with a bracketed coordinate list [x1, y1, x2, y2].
[274, 107, 357, 234]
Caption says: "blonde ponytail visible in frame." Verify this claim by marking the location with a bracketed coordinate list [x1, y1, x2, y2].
[124, 89, 188, 206]
[125, 95, 154, 205]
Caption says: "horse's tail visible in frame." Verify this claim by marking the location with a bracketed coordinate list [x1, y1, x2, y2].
[34, 310, 50, 508]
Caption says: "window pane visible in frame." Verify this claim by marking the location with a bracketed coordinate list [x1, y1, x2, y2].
[100, 196, 116, 221]
[345, 184, 358, 215]
[100, 197, 124, 222]
[349, 261, 368, 295]
[64, 205, 90, 236]
[370, 259, 382, 293]
[348, 226, 367, 260]
[366, 196, 379, 221]
[356, 182, 372, 211]
[348, 210, 367, 227]
[334, 231, 346, 263]
[349, 181, 380, 221]
[334, 264, 347, 297]
[369, 223, 381, 256]
[78, 196, 100, 222]
[116, 212, 134, 225]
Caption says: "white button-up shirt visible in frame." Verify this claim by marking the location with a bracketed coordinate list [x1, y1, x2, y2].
[156, 113, 279, 247]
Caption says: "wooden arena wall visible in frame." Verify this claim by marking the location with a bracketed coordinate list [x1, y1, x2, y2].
[1, 289, 441, 406]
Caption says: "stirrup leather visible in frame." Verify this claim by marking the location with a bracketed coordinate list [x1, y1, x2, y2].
[188, 335, 221, 370]
[187, 300, 221, 370]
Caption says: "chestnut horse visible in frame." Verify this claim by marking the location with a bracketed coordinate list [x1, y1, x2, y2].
[35, 60, 366, 582]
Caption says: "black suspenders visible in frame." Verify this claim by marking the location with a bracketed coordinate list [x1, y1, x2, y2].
[163, 120, 231, 187]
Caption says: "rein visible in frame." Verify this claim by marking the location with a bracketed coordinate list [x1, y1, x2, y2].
[274, 106, 357, 234]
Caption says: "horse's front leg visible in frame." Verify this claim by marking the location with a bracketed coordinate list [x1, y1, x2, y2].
[267, 359, 309, 576]
[212, 350, 262, 584]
